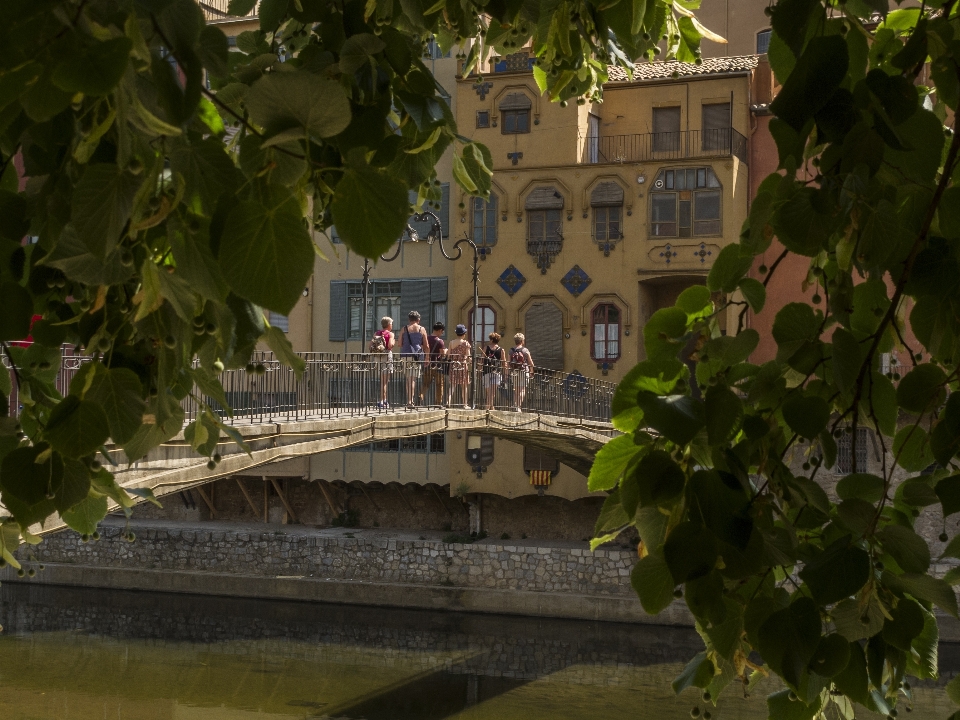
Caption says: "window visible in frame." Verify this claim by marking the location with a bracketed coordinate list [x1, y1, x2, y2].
[472, 194, 498, 247]
[702, 103, 731, 152]
[591, 304, 621, 361]
[653, 106, 681, 152]
[347, 281, 401, 340]
[523, 446, 560, 476]
[500, 93, 532, 134]
[525, 186, 564, 272]
[469, 305, 496, 343]
[650, 167, 722, 238]
[268, 312, 289, 332]
[590, 182, 624, 252]
[757, 29, 772, 55]
[432, 302, 446, 328]
[348, 434, 446, 453]
[587, 114, 600, 164]
[836, 428, 870, 474]
[476, 110, 490, 128]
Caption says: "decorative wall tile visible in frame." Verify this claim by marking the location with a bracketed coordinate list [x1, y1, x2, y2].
[561, 265, 591, 297]
[497, 265, 526, 297]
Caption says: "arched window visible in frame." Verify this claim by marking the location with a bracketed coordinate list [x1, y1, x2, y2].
[591, 304, 621, 361]
[472, 193, 498, 248]
[525, 186, 564, 273]
[650, 167, 721, 238]
[591, 182, 624, 255]
[469, 305, 496, 343]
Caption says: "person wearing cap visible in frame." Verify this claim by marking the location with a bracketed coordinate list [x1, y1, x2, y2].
[447, 324, 472, 408]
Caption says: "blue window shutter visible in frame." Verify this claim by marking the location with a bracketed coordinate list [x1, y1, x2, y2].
[431, 277, 448, 303]
[400, 279, 432, 329]
[329, 281, 347, 342]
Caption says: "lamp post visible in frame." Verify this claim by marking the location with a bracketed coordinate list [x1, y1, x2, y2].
[364, 211, 481, 406]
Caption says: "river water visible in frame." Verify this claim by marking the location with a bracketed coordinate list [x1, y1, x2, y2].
[0, 584, 956, 719]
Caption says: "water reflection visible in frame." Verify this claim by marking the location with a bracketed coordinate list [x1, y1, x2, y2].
[0, 584, 955, 719]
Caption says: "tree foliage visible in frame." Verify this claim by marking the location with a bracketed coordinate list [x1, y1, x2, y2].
[590, 2, 960, 718]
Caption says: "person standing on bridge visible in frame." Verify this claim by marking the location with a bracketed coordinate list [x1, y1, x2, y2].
[373, 317, 395, 410]
[447, 324, 471, 408]
[483, 333, 507, 411]
[399, 310, 429, 409]
[422, 321, 447, 407]
[509, 333, 534, 412]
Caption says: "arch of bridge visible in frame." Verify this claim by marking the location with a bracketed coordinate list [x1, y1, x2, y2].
[29, 408, 617, 538]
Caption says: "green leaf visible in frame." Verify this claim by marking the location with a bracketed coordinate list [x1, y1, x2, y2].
[685, 570, 727, 626]
[767, 689, 822, 720]
[808, 634, 851, 678]
[897, 364, 947, 414]
[707, 244, 753, 293]
[671, 651, 715, 695]
[264, 326, 306, 377]
[876, 525, 930, 573]
[56, 459, 92, 514]
[631, 551, 675, 614]
[43, 225, 133, 286]
[664, 522, 718, 584]
[737, 277, 766, 313]
[704, 385, 743, 446]
[770, 35, 849, 131]
[0, 280, 33, 341]
[629, 449, 685, 510]
[689, 470, 753, 550]
[594, 488, 629, 534]
[61, 493, 108, 536]
[258, 0, 289, 31]
[611, 359, 685, 432]
[588, 434, 640, 491]
[245, 70, 351, 140]
[831, 327, 861, 396]
[636, 392, 705, 446]
[882, 597, 925, 651]
[782, 393, 829, 439]
[45, 396, 110, 460]
[228, 0, 258, 14]
[170, 138, 242, 215]
[772, 303, 819, 363]
[799, 538, 871, 605]
[936, 475, 960, 517]
[331, 165, 410, 258]
[836, 473, 885, 504]
[71, 164, 140, 258]
[704, 598, 745, 662]
[643, 307, 689, 361]
[675, 285, 711, 316]
[758, 597, 821, 689]
[339, 33, 386, 73]
[0, 444, 62, 526]
[949, 675, 960, 706]
[866, 371, 898, 438]
[51, 38, 131, 96]
[774, 187, 837, 257]
[884, 572, 959, 618]
[86, 367, 146, 446]
[833, 641, 870, 705]
[906, 606, 938, 681]
[219, 183, 314, 315]
[931, 394, 960, 467]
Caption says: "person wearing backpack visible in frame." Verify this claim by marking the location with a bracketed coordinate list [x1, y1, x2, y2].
[399, 310, 429, 409]
[371, 316, 395, 410]
[483, 332, 507, 410]
[509, 333, 534, 412]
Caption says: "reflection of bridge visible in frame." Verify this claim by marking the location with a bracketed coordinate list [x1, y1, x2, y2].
[18, 353, 617, 537]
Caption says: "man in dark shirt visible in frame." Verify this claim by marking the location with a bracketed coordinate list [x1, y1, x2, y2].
[422, 322, 447, 406]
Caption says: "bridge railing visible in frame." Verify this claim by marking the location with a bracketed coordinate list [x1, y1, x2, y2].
[5, 350, 616, 427]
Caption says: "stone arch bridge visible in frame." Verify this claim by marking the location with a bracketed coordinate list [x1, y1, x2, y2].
[23, 354, 618, 537]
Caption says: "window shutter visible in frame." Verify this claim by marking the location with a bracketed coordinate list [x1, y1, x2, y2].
[525, 186, 564, 210]
[702, 103, 731, 130]
[523, 446, 560, 475]
[524, 302, 563, 370]
[590, 181, 624, 207]
[653, 106, 681, 134]
[400, 279, 432, 328]
[430, 277, 448, 303]
[499, 92, 532, 110]
[329, 280, 347, 342]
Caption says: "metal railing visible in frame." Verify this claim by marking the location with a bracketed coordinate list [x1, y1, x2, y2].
[582, 128, 749, 165]
[199, 0, 257, 22]
[5, 350, 616, 428]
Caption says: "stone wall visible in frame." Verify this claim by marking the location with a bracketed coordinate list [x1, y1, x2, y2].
[25, 522, 636, 597]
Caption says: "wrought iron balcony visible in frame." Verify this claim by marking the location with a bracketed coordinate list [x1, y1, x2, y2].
[581, 128, 748, 165]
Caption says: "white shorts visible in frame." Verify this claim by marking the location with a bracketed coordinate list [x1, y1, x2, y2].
[484, 372, 502, 388]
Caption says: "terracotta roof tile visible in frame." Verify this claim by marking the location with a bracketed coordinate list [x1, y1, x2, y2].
[606, 55, 759, 83]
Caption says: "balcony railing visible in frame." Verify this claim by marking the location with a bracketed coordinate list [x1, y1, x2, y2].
[200, 0, 257, 22]
[582, 128, 748, 165]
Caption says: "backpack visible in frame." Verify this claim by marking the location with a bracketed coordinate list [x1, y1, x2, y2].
[484, 345, 503, 373]
[509, 346, 527, 370]
[369, 332, 387, 354]
[400, 324, 425, 361]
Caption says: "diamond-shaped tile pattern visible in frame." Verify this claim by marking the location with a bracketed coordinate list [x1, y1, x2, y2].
[497, 265, 526, 297]
[561, 265, 591, 297]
